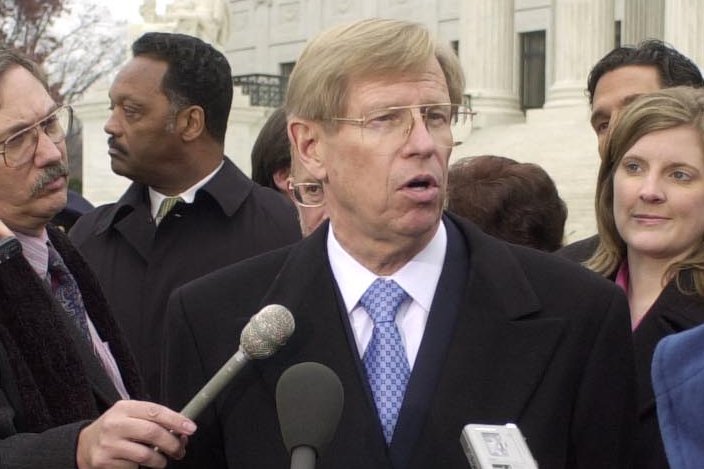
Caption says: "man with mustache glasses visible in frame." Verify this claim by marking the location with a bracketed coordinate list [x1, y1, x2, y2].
[0, 49, 196, 468]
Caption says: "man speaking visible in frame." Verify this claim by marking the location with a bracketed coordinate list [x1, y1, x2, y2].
[163, 18, 636, 468]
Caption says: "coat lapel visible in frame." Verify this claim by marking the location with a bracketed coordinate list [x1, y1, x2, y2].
[112, 205, 155, 261]
[408, 216, 566, 467]
[633, 279, 704, 416]
[250, 225, 392, 466]
[390, 217, 469, 468]
[93, 184, 155, 261]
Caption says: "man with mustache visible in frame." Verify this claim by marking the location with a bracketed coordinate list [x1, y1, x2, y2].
[0, 49, 196, 468]
[69, 32, 301, 399]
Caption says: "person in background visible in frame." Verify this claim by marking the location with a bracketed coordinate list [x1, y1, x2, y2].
[162, 18, 636, 469]
[560, 39, 704, 263]
[286, 141, 328, 236]
[69, 32, 300, 399]
[250, 107, 291, 194]
[250, 105, 327, 236]
[585, 86, 704, 469]
[447, 155, 566, 252]
[0, 48, 195, 468]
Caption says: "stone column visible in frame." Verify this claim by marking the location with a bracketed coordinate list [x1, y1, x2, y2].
[460, 0, 523, 129]
[664, 0, 704, 69]
[622, 0, 664, 45]
[544, 0, 614, 108]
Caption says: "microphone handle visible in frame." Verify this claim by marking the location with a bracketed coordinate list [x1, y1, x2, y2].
[180, 348, 248, 420]
[290, 446, 316, 469]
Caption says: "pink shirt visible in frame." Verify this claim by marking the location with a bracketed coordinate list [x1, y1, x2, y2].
[614, 261, 648, 331]
[15, 231, 130, 399]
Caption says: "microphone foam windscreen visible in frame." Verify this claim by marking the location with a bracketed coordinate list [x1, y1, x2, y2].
[240, 304, 295, 359]
[276, 362, 344, 454]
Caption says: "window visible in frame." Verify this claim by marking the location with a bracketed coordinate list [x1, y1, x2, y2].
[279, 62, 295, 78]
[520, 31, 546, 110]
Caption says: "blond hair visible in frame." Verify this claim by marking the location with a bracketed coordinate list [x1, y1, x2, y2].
[284, 18, 464, 121]
[586, 86, 704, 296]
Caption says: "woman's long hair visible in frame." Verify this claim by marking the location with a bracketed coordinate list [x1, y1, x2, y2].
[585, 86, 704, 296]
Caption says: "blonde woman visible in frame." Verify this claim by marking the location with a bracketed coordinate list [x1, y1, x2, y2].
[587, 86, 704, 469]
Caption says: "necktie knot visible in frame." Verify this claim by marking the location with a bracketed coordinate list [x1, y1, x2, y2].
[155, 196, 184, 223]
[360, 279, 408, 324]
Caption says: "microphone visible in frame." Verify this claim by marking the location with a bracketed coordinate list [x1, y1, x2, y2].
[180, 304, 295, 420]
[460, 423, 538, 469]
[276, 362, 344, 469]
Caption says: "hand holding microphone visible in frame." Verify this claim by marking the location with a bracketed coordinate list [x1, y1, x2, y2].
[180, 304, 295, 420]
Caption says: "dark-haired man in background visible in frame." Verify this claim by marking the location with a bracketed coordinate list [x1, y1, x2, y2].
[70, 32, 300, 399]
[250, 107, 291, 194]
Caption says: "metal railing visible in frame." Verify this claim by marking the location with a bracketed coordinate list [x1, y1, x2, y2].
[231, 74, 288, 108]
[231, 76, 472, 110]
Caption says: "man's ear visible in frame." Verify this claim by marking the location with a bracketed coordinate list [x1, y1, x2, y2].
[179, 105, 205, 142]
[288, 119, 327, 181]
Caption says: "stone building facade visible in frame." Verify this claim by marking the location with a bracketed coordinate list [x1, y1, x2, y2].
[74, 0, 704, 242]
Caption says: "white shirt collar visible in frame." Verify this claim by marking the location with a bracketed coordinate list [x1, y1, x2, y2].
[327, 221, 447, 314]
[148, 160, 224, 219]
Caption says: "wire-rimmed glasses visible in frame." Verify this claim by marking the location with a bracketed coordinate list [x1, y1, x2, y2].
[0, 104, 73, 168]
[288, 178, 325, 208]
[330, 103, 474, 153]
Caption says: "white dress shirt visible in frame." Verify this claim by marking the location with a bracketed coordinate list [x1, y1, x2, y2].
[148, 160, 224, 222]
[327, 221, 446, 369]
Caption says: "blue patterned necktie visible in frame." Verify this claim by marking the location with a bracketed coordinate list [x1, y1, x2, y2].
[361, 278, 410, 444]
[47, 244, 92, 342]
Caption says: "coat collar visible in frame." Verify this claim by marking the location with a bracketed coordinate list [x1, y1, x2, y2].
[93, 157, 254, 235]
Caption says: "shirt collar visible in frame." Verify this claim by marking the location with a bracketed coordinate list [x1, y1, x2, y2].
[148, 161, 224, 219]
[15, 228, 50, 279]
[327, 221, 447, 314]
[95, 158, 256, 235]
[615, 260, 629, 294]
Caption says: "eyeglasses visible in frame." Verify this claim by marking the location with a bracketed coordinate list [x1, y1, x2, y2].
[0, 105, 73, 168]
[288, 179, 325, 208]
[330, 103, 474, 153]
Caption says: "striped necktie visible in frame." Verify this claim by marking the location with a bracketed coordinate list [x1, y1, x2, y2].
[155, 196, 183, 224]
